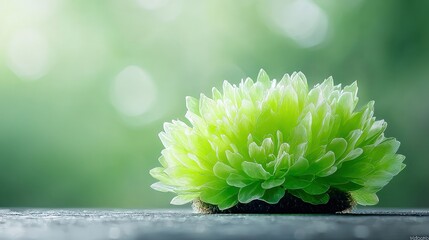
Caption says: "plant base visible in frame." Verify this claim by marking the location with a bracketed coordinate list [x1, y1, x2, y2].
[193, 189, 355, 214]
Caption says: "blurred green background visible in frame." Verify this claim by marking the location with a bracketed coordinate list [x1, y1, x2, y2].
[0, 0, 428, 208]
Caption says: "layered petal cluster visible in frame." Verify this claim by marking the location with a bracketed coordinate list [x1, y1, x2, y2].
[150, 70, 405, 210]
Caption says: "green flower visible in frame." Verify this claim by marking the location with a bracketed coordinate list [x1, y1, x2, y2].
[150, 70, 405, 210]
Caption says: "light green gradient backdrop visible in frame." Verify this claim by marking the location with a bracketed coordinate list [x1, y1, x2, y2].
[0, 0, 428, 208]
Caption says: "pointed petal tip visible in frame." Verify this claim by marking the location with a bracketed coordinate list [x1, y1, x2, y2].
[257, 69, 270, 83]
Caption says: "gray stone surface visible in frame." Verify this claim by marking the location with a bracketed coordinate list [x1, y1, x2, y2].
[0, 208, 428, 240]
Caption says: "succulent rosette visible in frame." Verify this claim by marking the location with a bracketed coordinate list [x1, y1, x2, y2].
[150, 70, 405, 211]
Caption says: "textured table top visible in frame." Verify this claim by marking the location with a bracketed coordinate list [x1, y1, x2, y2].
[0, 208, 428, 240]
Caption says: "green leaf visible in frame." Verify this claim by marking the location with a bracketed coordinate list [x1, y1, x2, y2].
[304, 145, 325, 160]
[170, 194, 199, 205]
[303, 182, 330, 195]
[150, 167, 175, 184]
[288, 157, 309, 175]
[290, 72, 308, 107]
[262, 138, 275, 155]
[211, 87, 223, 100]
[283, 175, 313, 189]
[281, 86, 300, 128]
[149, 167, 166, 179]
[292, 126, 308, 148]
[222, 80, 235, 100]
[248, 142, 266, 163]
[199, 93, 216, 119]
[316, 166, 337, 177]
[309, 151, 336, 173]
[327, 138, 347, 158]
[320, 175, 348, 185]
[226, 151, 244, 169]
[343, 81, 358, 99]
[337, 92, 355, 119]
[261, 178, 285, 189]
[378, 154, 406, 175]
[370, 138, 401, 161]
[185, 96, 200, 115]
[338, 162, 374, 178]
[290, 190, 329, 205]
[365, 171, 394, 188]
[274, 152, 291, 174]
[341, 148, 363, 162]
[238, 182, 265, 203]
[257, 69, 270, 84]
[226, 173, 252, 188]
[260, 187, 285, 204]
[346, 130, 363, 151]
[333, 182, 363, 192]
[342, 110, 368, 136]
[351, 191, 379, 205]
[201, 180, 227, 190]
[200, 187, 239, 205]
[150, 182, 175, 193]
[363, 120, 386, 145]
[213, 162, 236, 179]
[218, 196, 238, 210]
[242, 161, 272, 180]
